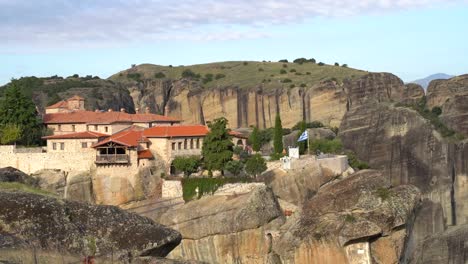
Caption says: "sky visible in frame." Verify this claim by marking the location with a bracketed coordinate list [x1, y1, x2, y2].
[1, 0, 468, 85]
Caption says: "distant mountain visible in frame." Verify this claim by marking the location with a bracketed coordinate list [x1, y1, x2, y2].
[409, 73, 454, 90]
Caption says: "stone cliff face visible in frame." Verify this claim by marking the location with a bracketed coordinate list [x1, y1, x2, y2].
[126, 73, 423, 129]
[339, 88, 468, 262]
[426, 74, 468, 136]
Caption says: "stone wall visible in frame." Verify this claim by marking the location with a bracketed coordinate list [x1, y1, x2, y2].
[162, 180, 183, 199]
[0, 145, 95, 174]
[316, 155, 349, 175]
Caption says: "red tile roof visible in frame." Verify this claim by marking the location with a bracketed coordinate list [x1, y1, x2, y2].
[228, 130, 248, 139]
[92, 126, 149, 148]
[143, 125, 209, 138]
[43, 111, 181, 124]
[42, 131, 107, 139]
[46, 100, 68, 109]
[138, 149, 154, 159]
[68, 95, 84, 100]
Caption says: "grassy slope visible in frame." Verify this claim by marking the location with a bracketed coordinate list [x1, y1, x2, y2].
[109, 61, 367, 90]
[0, 182, 56, 197]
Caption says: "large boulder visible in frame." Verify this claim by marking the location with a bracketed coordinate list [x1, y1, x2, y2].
[158, 185, 284, 263]
[274, 170, 421, 263]
[0, 190, 181, 263]
[0, 167, 38, 186]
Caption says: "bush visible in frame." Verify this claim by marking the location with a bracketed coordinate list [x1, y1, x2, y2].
[291, 121, 324, 130]
[154, 72, 166, 78]
[289, 84, 295, 88]
[202, 73, 214, 84]
[375, 187, 391, 200]
[293, 58, 308, 64]
[181, 177, 252, 201]
[334, 62, 339, 66]
[309, 138, 343, 154]
[127, 73, 141, 81]
[243, 62, 248, 65]
[278, 59, 288, 63]
[280, 69, 287, 74]
[295, 72, 302, 75]
[249, 126, 261, 151]
[245, 154, 267, 178]
[258, 68, 264, 72]
[224, 160, 244, 176]
[431, 106, 442, 116]
[182, 69, 197, 78]
[282, 64, 288, 68]
[282, 78, 292, 83]
[269, 152, 285, 161]
[306, 72, 311, 75]
[318, 62, 325, 66]
[346, 151, 370, 170]
[215, 73, 226, 80]
[300, 83, 307, 88]
[290, 69, 296, 73]
[309, 58, 316, 63]
[341, 64, 348, 68]
[172, 156, 201, 177]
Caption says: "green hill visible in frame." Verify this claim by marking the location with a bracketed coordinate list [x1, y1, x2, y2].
[109, 61, 367, 90]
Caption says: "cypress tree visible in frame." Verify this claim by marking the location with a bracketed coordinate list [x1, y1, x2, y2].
[273, 114, 283, 154]
[249, 126, 261, 152]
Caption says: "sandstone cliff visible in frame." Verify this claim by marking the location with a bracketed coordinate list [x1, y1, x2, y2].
[426, 74, 468, 136]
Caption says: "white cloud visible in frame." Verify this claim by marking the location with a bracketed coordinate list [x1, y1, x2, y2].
[0, 0, 461, 48]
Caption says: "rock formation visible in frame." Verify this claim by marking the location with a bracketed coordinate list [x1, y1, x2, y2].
[426, 74, 468, 135]
[0, 189, 182, 263]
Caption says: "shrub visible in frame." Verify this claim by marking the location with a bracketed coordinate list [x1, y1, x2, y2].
[127, 73, 142, 81]
[182, 69, 197, 78]
[269, 152, 285, 160]
[309, 58, 316, 63]
[334, 62, 339, 66]
[181, 177, 252, 201]
[290, 69, 296, 73]
[72, 74, 79, 78]
[341, 64, 348, 68]
[154, 72, 166, 78]
[346, 151, 370, 170]
[345, 214, 356, 223]
[318, 62, 325, 66]
[309, 138, 343, 154]
[431, 106, 442, 116]
[300, 83, 306, 88]
[289, 84, 295, 88]
[280, 69, 287, 74]
[258, 68, 264, 72]
[245, 154, 267, 178]
[249, 126, 261, 151]
[293, 58, 308, 64]
[278, 59, 288, 63]
[295, 72, 302, 75]
[243, 62, 248, 65]
[306, 72, 311, 75]
[172, 156, 201, 177]
[202, 73, 214, 84]
[224, 160, 244, 176]
[282, 64, 288, 68]
[375, 187, 391, 200]
[292, 121, 324, 130]
[215, 73, 226, 80]
[282, 78, 292, 83]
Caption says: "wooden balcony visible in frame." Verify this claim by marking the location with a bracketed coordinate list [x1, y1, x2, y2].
[95, 154, 129, 164]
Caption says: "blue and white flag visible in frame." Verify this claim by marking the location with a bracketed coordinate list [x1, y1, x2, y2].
[297, 130, 308, 142]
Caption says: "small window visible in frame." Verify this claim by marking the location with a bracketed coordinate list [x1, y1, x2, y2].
[196, 138, 200, 149]
[190, 139, 193, 149]
[81, 142, 87, 148]
[178, 142, 182, 150]
[105, 126, 108, 133]
[183, 139, 187, 149]
[60, 142, 65, 150]
[52, 143, 57, 150]
[72, 125, 75, 132]
[94, 125, 98, 131]
[172, 142, 176, 150]
[58, 125, 61, 131]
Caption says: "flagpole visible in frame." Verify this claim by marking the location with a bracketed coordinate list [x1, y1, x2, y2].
[307, 136, 310, 156]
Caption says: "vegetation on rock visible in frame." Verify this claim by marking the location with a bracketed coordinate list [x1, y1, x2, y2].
[245, 154, 267, 178]
[273, 114, 284, 154]
[181, 177, 251, 201]
[249, 126, 261, 152]
[172, 156, 201, 177]
[202, 117, 234, 174]
[224, 160, 244, 176]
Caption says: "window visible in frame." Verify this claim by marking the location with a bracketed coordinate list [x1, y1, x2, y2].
[81, 142, 87, 148]
[52, 143, 57, 150]
[60, 142, 65, 150]
[190, 139, 193, 149]
[172, 142, 176, 150]
[72, 125, 75, 132]
[196, 138, 200, 149]
[58, 125, 61, 131]
[178, 142, 182, 150]
[94, 125, 98, 131]
[184, 139, 187, 149]
[105, 126, 108, 133]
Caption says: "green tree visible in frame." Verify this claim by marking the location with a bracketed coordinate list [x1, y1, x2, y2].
[0, 124, 22, 145]
[0, 80, 41, 145]
[224, 160, 244, 176]
[172, 156, 201, 177]
[249, 126, 261, 152]
[431, 106, 442, 116]
[297, 121, 307, 154]
[202, 117, 234, 174]
[273, 114, 284, 154]
[245, 154, 267, 178]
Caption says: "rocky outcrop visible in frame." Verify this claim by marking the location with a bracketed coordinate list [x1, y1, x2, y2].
[125, 72, 421, 129]
[426, 74, 468, 135]
[157, 186, 284, 263]
[274, 170, 421, 264]
[0, 189, 181, 263]
[0, 166, 38, 186]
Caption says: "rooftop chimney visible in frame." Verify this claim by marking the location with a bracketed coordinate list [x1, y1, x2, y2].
[120, 108, 126, 113]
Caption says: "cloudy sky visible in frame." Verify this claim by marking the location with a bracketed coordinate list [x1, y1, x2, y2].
[1, 0, 467, 84]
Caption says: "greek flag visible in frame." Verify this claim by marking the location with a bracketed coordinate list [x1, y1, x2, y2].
[297, 130, 308, 142]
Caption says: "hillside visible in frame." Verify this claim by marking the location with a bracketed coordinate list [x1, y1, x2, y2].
[0, 76, 135, 114]
[109, 61, 367, 90]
